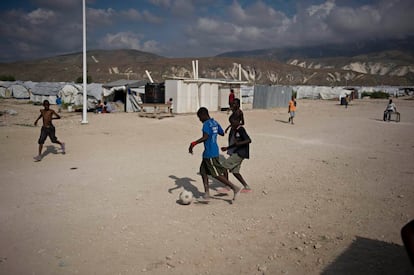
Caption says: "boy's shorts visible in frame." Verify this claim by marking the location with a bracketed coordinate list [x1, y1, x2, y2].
[38, 125, 58, 144]
[290, 111, 295, 117]
[200, 157, 226, 177]
[220, 153, 244, 174]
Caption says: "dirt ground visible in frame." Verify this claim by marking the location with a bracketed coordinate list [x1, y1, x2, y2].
[0, 97, 413, 275]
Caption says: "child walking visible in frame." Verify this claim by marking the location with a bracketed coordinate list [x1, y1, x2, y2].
[34, 100, 65, 161]
[188, 107, 241, 201]
[221, 116, 252, 192]
[288, 95, 296, 124]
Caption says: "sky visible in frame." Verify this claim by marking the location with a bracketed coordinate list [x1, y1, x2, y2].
[0, 0, 413, 63]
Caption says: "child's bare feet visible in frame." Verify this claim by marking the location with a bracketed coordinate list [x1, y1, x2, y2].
[241, 187, 252, 193]
[33, 155, 42, 161]
[217, 187, 231, 193]
[233, 186, 241, 201]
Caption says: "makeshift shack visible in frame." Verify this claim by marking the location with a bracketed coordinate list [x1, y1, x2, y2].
[165, 77, 247, 114]
[102, 79, 147, 112]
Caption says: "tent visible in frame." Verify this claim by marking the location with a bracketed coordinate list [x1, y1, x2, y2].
[0, 81, 31, 98]
[102, 79, 147, 112]
[29, 82, 66, 104]
[59, 83, 103, 109]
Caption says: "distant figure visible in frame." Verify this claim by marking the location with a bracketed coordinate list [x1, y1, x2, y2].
[345, 94, 350, 108]
[227, 89, 235, 114]
[167, 98, 173, 113]
[33, 100, 65, 161]
[401, 219, 414, 266]
[221, 116, 252, 193]
[96, 100, 104, 113]
[225, 98, 244, 134]
[188, 107, 241, 201]
[288, 95, 297, 124]
[383, 99, 397, 121]
[103, 101, 112, 113]
[55, 96, 62, 113]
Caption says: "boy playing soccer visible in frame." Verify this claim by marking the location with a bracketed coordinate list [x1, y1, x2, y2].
[221, 116, 252, 192]
[188, 107, 241, 201]
[34, 100, 65, 161]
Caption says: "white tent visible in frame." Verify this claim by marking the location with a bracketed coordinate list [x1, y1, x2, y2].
[294, 86, 350, 100]
[58, 83, 102, 109]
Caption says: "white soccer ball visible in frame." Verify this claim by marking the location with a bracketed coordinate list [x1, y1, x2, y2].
[179, 190, 193, 205]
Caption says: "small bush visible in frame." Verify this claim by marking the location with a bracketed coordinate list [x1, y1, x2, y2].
[75, 75, 92, 84]
[0, 75, 16, 81]
[361, 91, 389, 99]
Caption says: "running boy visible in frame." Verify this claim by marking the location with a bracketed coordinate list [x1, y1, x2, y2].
[221, 116, 252, 192]
[188, 107, 241, 201]
[34, 100, 65, 161]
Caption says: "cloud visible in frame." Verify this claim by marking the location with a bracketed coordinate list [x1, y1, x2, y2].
[0, 0, 413, 62]
[228, 1, 288, 28]
[25, 8, 57, 25]
[148, 0, 171, 8]
[119, 8, 163, 24]
[87, 8, 115, 27]
[98, 31, 161, 53]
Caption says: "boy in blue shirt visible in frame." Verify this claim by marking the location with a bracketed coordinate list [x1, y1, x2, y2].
[189, 107, 241, 201]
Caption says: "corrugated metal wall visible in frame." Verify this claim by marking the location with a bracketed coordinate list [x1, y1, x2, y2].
[253, 85, 292, 109]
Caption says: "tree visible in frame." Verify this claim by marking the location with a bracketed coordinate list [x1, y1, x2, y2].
[0, 75, 16, 81]
[75, 75, 92, 83]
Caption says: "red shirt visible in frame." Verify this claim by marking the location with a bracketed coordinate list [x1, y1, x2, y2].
[229, 93, 235, 104]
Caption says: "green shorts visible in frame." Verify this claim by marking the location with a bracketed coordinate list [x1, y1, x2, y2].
[220, 153, 244, 174]
[200, 157, 226, 177]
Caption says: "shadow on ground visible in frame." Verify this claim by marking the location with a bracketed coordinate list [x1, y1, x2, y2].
[322, 236, 412, 275]
[168, 175, 203, 198]
[40, 145, 59, 159]
[274, 119, 290, 124]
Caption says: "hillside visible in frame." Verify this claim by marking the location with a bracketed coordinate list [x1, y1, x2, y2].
[0, 47, 413, 86]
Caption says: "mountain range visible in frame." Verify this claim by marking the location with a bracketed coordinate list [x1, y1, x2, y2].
[1, 37, 413, 86]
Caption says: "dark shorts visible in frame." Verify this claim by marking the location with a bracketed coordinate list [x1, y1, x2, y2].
[220, 153, 244, 174]
[200, 157, 226, 177]
[38, 125, 58, 144]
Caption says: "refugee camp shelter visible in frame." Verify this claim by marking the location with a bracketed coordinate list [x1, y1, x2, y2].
[59, 83, 103, 109]
[165, 77, 247, 114]
[102, 79, 147, 112]
[0, 81, 32, 99]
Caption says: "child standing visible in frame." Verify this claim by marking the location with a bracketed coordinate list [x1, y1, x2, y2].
[34, 100, 65, 161]
[221, 116, 252, 192]
[188, 107, 241, 201]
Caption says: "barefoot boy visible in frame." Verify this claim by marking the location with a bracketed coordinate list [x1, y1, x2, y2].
[221, 116, 252, 192]
[34, 100, 65, 161]
[188, 107, 241, 201]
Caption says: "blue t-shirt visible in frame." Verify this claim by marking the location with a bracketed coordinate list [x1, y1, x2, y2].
[202, 118, 224, 158]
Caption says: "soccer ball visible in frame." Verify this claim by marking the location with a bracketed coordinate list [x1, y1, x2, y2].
[179, 190, 193, 205]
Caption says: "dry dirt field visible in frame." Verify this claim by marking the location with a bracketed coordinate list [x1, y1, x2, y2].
[0, 97, 413, 275]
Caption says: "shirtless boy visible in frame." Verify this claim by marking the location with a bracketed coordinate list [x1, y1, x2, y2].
[34, 100, 65, 161]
